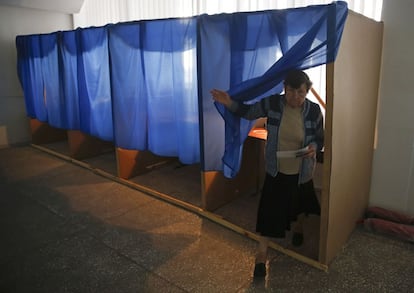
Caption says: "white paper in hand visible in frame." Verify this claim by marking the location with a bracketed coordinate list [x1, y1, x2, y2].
[277, 147, 309, 158]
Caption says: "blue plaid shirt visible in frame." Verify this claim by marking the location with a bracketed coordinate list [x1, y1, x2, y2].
[229, 94, 324, 184]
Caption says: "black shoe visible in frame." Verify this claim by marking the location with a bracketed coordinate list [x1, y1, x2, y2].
[292, 233, 304, 247]
[253, 263, 266, 278]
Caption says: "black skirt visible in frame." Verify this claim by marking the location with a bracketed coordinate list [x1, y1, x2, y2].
[255, 172, 320, 238]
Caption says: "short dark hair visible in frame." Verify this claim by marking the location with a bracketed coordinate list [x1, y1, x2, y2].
[283, 69, 312, 91]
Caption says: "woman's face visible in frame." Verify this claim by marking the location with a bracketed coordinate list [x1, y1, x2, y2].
[284, 83, 308, 108]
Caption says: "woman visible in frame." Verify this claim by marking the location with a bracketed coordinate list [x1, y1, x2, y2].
[211, 69, 324, 277]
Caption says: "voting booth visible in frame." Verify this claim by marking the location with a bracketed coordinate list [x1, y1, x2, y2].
[16, 4, 383, 268]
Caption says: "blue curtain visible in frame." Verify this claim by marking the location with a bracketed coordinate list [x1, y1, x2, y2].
[108, 18, 200, 164]
[16, 34, 47, 122]
[108, 22, 148, 150]
[200, 2, 348, 177]
[59, 30, 80, 130]
[142, 18, 199, 163]
[77, 26, 114, 142]
[39, 32, 66, 129]
[16, 1, 348, 174]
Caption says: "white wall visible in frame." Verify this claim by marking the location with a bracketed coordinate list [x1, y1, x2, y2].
[0, 5, 72, 148]
[370, 0, 414, 216]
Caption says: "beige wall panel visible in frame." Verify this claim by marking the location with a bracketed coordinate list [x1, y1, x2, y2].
[321, 11, 383, 264]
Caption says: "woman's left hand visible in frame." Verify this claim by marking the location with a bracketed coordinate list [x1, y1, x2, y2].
[303, 145, 316, 158]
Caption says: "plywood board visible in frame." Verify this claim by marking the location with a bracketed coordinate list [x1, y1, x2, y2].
[320, 11, 383, 264]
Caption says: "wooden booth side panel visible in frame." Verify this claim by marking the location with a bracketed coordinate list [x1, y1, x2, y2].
[116, 147, 175, 179]
[201, 136, 265, 211]
[67, 130, 114, 160]
[320, 12, 384, 264]
[30, 118, 67, 145]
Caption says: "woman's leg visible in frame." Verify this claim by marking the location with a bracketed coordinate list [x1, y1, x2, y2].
[256, 173, 293, 238]
[293, 213, 305, 233]
[291, 179, 320, 246]
[292, 213, 305, 246]
[254, 236, 269, 277]
[256, 235, 269, 263]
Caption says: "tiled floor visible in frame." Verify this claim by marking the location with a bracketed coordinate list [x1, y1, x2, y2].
[1, 145, 413, 292]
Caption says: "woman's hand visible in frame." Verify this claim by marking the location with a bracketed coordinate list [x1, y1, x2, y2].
[303, 144, 316, 158]
[210, 89, 233, 108]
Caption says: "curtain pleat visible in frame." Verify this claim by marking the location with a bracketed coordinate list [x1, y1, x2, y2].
[59, 30, 80, 130]
[39, 33, 65, 129]
[108, 22, 148, 150]
[16, 35, 48, 122]
[77, 26, 113, 141]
